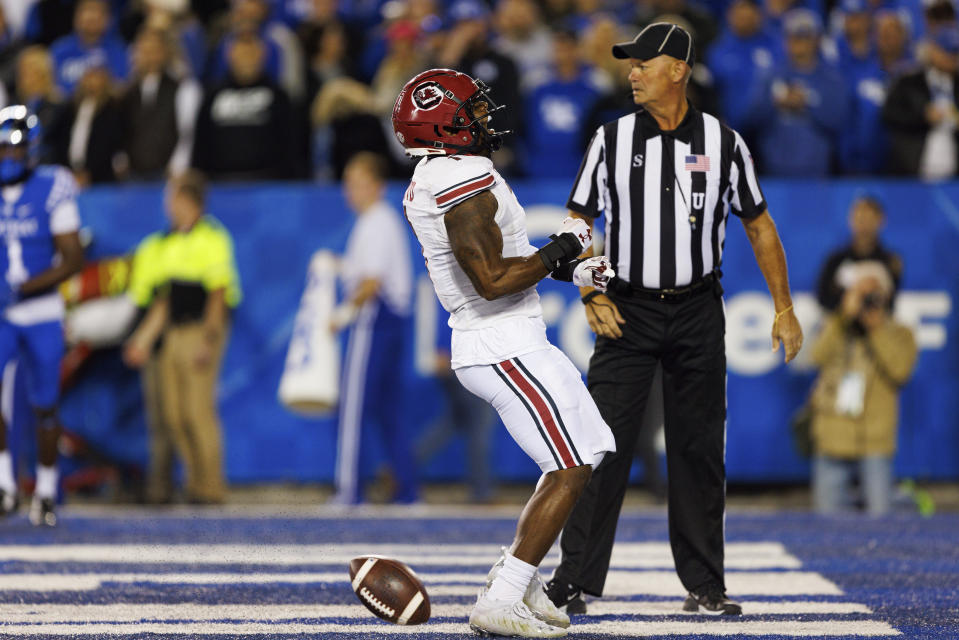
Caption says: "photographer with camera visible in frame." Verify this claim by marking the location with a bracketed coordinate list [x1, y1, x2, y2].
[816, 195, 902, 313]
[808, 263, 917, 515]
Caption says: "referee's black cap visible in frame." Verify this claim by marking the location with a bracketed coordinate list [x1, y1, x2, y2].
[612, 22, 695, 67]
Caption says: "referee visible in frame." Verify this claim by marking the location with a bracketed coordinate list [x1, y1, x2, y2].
[545, 23, 803, 615]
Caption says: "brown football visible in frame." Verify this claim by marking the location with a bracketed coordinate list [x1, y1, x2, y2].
[348, 555, 431, 625]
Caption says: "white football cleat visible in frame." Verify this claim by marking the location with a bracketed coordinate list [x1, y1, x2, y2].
[469, 588, 567, 638]
[0, 489, 18, 517]
[29, 496, 56, 527]
[486, 548, 571, 629]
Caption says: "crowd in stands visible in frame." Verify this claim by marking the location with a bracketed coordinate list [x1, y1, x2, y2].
[0, 0, 956, 184]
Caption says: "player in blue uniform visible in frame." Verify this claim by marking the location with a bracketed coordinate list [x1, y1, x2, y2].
[0, 106, 84, 527]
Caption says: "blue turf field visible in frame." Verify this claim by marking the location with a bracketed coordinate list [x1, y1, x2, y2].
[0, 505, 956, 638]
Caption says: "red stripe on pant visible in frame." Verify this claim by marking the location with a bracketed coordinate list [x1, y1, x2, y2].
[499, 359, 575, 468]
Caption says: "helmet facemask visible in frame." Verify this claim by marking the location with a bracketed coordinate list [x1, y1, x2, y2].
[451, 79, 509, 154]
[393, 69, 513, 157]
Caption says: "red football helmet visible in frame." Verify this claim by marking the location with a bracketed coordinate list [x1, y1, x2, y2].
[391, 68, 508, 157]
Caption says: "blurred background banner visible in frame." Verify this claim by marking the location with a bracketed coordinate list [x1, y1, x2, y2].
[57, 179, 958, 484]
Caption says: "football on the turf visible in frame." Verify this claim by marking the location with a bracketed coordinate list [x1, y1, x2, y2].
[348, 555, 431, 625]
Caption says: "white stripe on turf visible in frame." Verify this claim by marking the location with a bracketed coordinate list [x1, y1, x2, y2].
[0, 570, 842, 596]
[0, 542, 801, 569]
[0, 601, 873, 622]
[0, 620, 901, 636]
[601, 571, 844, 597]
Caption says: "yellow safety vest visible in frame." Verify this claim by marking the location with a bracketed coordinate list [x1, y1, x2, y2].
[128, 215, 242, 309]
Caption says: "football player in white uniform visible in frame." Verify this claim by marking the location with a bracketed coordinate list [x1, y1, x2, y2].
[392, 69, 617, 638]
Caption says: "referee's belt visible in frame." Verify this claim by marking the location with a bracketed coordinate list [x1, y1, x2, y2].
[610, 272, 719, 302]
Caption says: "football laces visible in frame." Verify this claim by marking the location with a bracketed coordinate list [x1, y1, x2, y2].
[359, 586, 397, 618]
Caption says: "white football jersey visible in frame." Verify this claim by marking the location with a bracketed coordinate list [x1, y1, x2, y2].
[403, 154, 549, 368]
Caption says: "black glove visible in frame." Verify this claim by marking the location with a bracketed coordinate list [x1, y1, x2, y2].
[550, 257, 585, 282]
[537, 233, 584, 272]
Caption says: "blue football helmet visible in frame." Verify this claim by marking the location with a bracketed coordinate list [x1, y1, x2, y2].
[0, 105, 41, 185]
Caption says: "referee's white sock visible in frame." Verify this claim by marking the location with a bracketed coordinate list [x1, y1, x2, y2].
[0, 450, 14, 494]
[35, 465, 58, 501]
[486, 551, 536, 603]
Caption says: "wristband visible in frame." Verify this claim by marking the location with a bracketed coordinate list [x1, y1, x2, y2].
[581, 290, 602, 305]
[537, 232, 583, 272]
[550, 258, 584, 282]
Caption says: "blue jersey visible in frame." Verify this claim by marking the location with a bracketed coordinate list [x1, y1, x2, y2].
[523, 69, 603, 179]
[832, 36, 877, 81]
[748, 60, 850, 176]
[0, 166, 80, 323]
[708, 28, 782, 132]
[50, 33, 129, 94]
[0, 166, 78, 407]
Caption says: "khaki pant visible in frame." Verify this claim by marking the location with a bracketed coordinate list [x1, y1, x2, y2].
[158, 323, 227, 503]
[142, 348, 174, 503]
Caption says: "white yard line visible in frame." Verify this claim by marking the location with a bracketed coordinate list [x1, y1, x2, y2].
[0, 542, 801, 569]
[0, 570, 842, 596]
[0, 601, 873, 623]
[0, 620, 901, 636]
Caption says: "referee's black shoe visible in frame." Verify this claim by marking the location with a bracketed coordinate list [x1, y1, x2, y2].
[682, 588, 743, 615]
[545, 578, 588, 614]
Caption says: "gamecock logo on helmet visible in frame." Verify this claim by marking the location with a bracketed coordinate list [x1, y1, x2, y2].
[413, 82, 444, 110]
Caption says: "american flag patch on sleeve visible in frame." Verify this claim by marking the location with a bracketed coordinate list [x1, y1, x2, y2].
[685, 155, 710, 172]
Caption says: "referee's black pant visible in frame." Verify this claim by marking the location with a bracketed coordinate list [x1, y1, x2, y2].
[556, 278, 728, 597]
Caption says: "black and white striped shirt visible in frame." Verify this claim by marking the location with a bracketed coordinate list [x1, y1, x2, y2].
[567, 104, 766, 290]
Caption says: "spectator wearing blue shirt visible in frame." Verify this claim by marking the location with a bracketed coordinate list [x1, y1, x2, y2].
[841, 9, 913, 173]
[764, 0, 828, 34]
[830, 0, 877, 78]
[206, 0, 305, 102]
[708, 0, 782, 132]
[206, 0, 281, 84]
[749, 8, 849, 175]
[522, 29, 602, 178]
[876, 8, 915, 75]
[50, 0, 128, 95]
